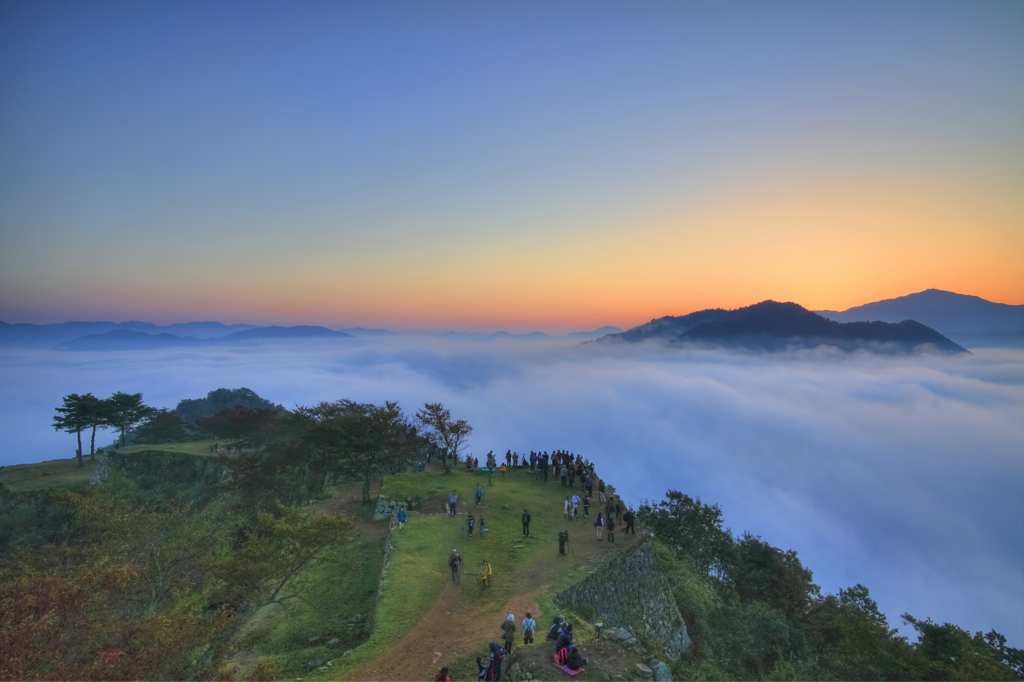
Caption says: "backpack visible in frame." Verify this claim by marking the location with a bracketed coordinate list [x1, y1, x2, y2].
[555, 648, 569, 666]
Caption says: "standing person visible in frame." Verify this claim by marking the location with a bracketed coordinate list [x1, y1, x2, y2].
[500, 463, 506, 479]
[560, 466, 568, 487]
[522, 509, 531, 537]
[479, 517, 487, 538]
[397, 506, 407, 530]
[567, 465, 575, 488]
[558, 529, 569, 556]
[607, 518, 615, 543]
[448, 549, 462, 583]
[585, 474, 593, 497]
[480, 558, 493, 588]
[449, 490, 458, 516]
[583, 495, 590, 518]
[522, 612, 536, 646]
[598, 480, 606, 504]
[475, 484, 484, 506]
[571, 493, 580, 519]
[505, 450, 512, 467]
[594, 514, 604, 541]
[467, 513, 475, 537]
[512, 452, 519, 468]
[624, 507, 636, 535]
[501, 614, 516, 652]
[563, 496, 571, 518]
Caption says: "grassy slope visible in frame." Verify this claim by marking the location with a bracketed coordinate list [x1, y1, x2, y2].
[0, 441, 221, 492]
[320, 465, 642, 681]
[4, 450, 643, 680]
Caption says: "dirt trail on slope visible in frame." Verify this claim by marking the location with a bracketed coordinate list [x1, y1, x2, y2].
[343, 528, 642, 681]
[344, 581, 541, 681]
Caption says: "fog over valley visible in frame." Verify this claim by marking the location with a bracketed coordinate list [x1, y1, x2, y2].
[1, 336, 1021, 647]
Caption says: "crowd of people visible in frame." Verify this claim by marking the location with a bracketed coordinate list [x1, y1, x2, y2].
[418, 449, 636, 679]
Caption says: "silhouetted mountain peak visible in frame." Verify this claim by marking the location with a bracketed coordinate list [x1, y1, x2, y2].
[600, 300, 967, 354]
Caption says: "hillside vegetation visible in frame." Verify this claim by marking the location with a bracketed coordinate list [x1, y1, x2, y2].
[3, 389, 1022, 681]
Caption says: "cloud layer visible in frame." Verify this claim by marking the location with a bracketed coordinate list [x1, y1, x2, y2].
[1, 338, 1021, 644]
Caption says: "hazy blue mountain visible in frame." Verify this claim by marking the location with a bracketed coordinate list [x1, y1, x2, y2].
[565, 325, 624, 340]
[598, 300, 967, 354]
[219, 325, 353, 341]
[121, 321, 259, 338]
[55, 329, 205, 351]
[339, 327, 397, 337]
[0, 320, 259, 348]
[438, 330, 550, 341]
[817, 289, 1023, 349]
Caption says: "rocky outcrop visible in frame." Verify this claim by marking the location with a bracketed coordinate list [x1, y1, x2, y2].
[554, 538, 691, 662]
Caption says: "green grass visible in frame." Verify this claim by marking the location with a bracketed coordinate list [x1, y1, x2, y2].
[0, 441, 223, 493]
[0, 456, 98, 491]
[310, 465, 632, 679]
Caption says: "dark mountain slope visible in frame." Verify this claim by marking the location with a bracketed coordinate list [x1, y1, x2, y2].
[599, 300, 967, 354]
[817, 289, 1023, 348]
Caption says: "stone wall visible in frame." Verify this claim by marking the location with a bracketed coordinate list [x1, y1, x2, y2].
[554, 538, 692, 661]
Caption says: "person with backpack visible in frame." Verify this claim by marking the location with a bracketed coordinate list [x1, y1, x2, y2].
[500, 614, 516, 652]
[467, 513, 475, 537]
[448, 491, 458, 516]
[448, 549, 462, 583]
[480, 558, 492, 588]
[482, 642, 505, 681]
[546, 616, 565, 641]
[521, 509, 531, 537]
[522, 612, 536, 645]
[594, 513, 605, 541]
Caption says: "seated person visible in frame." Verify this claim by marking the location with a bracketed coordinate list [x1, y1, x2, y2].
[566, 644, 588, 670]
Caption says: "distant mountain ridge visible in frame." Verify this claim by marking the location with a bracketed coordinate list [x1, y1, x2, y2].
[817, 289, 1023, 349]
[2, 319, 625, 351]
[0, 320, 259, 348]
[598, 300, 967, 354]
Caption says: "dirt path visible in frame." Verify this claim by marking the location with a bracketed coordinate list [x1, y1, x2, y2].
[343, 519, 642, 681]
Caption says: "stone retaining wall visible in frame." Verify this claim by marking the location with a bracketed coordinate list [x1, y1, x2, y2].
[554, 538, 692, 661]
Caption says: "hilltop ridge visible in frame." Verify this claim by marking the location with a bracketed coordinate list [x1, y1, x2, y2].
[597, 300, 967, 354]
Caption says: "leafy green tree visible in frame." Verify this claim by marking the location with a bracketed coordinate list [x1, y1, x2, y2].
[132, 408, 191, 444]
[103, 391, 153, 446]
[726, 531, 819, 619]
[174, 387, 282, 424]
[52, 393, 94, 467]
[297, 400, 418, 502]
[415, 403, 472, 473]
[197, 405, 281, 450]
[902, 613, 1023, 680]
[637, 491, 734, 576]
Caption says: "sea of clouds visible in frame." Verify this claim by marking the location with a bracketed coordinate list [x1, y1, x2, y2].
[1, 336, 1021, 645]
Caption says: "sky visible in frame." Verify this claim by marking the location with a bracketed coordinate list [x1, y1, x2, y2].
[2, 339, 1022, 646]
[1, 1, 1022, 333]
